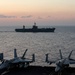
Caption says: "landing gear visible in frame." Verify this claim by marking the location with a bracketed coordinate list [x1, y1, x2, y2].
[24, 62, 29, 68]
[19, 62, 29, 68]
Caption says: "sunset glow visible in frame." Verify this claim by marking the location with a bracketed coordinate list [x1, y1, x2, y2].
[0, 0, 75, 26]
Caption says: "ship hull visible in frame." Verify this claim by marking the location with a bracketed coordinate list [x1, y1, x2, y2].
[15, 28, 55, 32]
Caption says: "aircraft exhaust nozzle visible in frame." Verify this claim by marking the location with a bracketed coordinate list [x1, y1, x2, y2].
[32, 54, 35, 62]
[45, 54, 49, 63]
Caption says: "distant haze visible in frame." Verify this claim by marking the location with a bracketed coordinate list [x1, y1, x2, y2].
[0, 0, 75, 26]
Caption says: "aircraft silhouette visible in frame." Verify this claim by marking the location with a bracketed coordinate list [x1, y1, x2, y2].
[45, 50, 75, 72]
[0, 49, 35, 70]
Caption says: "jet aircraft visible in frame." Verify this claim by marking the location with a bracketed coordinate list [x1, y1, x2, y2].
[0, 49, 35, 70]
[45, 50, 75, 72]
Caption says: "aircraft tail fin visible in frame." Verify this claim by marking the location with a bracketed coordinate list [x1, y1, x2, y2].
[32, 54, 35, 62]
[14, 48, 17, 58]
[45, 53, 49, 63]
[22, 49, 28, 59]
[59, 49, 63, 59]
[0, 53, 3, 61]
[68, 50, 73, 59]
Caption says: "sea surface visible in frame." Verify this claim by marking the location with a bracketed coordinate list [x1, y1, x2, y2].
[0, 26, 75, 66]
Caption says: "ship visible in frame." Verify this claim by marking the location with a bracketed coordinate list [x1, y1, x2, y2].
[15, 23, 55, 32]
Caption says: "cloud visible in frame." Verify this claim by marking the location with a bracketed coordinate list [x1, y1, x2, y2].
[38, 16, 43, 19]
[0, 15, 17, 18]
[21, 15, 32, 18]
[48, 16, 51, 18]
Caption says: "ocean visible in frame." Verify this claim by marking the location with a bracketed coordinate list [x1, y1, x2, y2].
[0, 26, 75, 66]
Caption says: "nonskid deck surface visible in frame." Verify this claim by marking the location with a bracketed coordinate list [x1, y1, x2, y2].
[0, 66, 75, 75]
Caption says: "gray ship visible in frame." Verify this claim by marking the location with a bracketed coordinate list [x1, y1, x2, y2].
[15, 23, 55, 32]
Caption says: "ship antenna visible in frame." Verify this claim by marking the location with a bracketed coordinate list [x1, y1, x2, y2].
[34, 22, 36, 26]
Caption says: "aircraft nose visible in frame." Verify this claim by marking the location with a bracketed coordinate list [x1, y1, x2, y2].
[55, 66, 60, 72]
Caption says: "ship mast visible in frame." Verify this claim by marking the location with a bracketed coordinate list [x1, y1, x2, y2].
[34, 22, 36, 26]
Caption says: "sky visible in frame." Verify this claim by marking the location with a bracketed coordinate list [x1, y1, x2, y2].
[0, 0, 75, 26]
